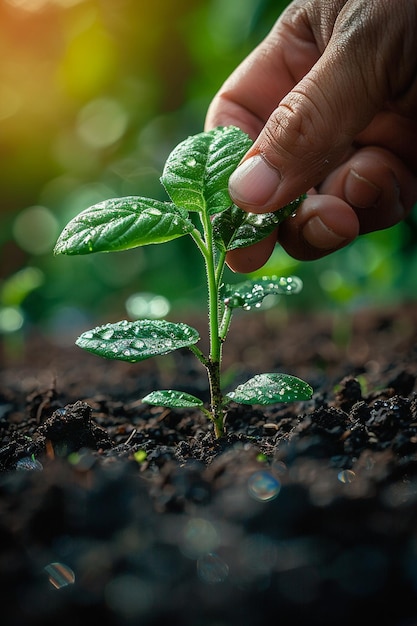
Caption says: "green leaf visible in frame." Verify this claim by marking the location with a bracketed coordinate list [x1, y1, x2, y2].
[213, 195, 305, 252]
[226, 373, 313, 405]
[142, 389, 204, 409]
[160, 125, 253, 216]
[54, 197, 194, 255]
[76, 319, 200, 362]
[223, 276, 303, 310]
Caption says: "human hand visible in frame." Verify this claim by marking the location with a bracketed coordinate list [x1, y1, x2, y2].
[205, 0, 417, 272]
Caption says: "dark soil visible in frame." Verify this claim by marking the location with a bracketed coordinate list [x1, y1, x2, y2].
[2, 303, 417, 625]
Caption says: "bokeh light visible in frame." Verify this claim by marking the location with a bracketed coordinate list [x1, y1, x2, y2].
[1, 0, 416, 336]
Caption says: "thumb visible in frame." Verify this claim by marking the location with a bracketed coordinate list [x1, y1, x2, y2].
[228, 4, 396, 213]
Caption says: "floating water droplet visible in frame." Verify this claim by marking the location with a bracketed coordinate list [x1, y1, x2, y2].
[247, 470, 281, 502]
[338, 470, 356, 484]
[44, 562, 75, 589]
[197, 553, 229, 584]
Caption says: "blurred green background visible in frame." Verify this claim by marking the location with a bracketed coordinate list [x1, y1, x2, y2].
[1, 0, 416, 347]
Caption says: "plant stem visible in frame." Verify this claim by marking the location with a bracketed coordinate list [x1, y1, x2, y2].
[199, 211, 226, 437]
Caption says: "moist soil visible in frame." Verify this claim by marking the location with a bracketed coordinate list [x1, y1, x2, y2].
[2, 302, 417, 626]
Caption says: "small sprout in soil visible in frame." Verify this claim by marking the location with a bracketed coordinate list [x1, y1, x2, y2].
[54, 126, 313, 438]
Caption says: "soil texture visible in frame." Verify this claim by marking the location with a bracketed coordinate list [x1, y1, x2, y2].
[2, 303, 417, 625]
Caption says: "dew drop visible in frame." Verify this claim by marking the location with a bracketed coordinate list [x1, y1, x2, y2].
[186, 157, 197, 167]
[44, 562, 75, 589]
[100, 328, 114, 340]
[147, 207, 162, 217]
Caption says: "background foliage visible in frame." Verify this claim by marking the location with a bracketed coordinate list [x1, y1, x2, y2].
[1, 0, 416, 345]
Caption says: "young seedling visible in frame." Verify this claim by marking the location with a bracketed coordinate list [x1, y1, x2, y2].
[54, 126, 313, 438]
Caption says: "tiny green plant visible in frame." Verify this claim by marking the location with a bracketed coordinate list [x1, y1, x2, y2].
[54, 126, 313, 438]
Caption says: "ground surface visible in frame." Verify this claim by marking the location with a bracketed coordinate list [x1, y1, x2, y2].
[2, 303, 417, 625]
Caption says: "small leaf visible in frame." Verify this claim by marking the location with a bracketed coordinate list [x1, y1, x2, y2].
[54, 197, 194, 255]
[213, 195, 305, 252]
[142, 390, 204, 409]
[160, 126, 253, 215]
[226, 373, 313, 405]
[76, 319, 200, 362]
[224, 276, 303, 310]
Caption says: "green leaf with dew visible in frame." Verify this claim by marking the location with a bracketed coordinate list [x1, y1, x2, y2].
[226, 373, 313, 405]
[142, 389, 204, 409]
[223, 276, 303, 310]
[213, 195, 305, 252]
[160, 125, 253, 216]
[54, 197, 194, 255]
[76, 319, 200, 362]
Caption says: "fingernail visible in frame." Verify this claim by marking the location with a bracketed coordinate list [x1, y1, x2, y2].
[302, 216, 347, 250]
[229, 154, 281, 207]
[345, 169, 381, 208]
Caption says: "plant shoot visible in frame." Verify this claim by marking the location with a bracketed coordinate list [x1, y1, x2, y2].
[54, 126, 312, 438]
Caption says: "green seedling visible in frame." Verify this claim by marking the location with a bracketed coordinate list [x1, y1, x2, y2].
[54, 126, 313, 438]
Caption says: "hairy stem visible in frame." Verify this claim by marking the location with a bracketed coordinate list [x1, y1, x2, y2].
[200, 211, 227, 436]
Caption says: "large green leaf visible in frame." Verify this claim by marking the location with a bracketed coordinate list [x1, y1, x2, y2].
[226, 373, 313, 405]
[54, 197, 194, 255]
[213, 195, 305, 252]
[160, 126, 253, 216]
[142, 390, 204, 409]
[223, 276, 303, 310]
[76, 319, 200, 362]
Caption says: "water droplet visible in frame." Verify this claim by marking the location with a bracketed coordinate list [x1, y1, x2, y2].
[82, 331, 93, 339]
[338, 470, 356, 484]
[186, 157, 197, 167]
[101, 328, 114, 340]
[123, 349, 132, 357]
[147, 207, 162, 217]
[44, 562, 75, 589]
[197, 553, 229, 584]
[247, 470, 281, 502]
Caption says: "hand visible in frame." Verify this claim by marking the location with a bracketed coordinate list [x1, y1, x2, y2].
[205, 0, 417, 272]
